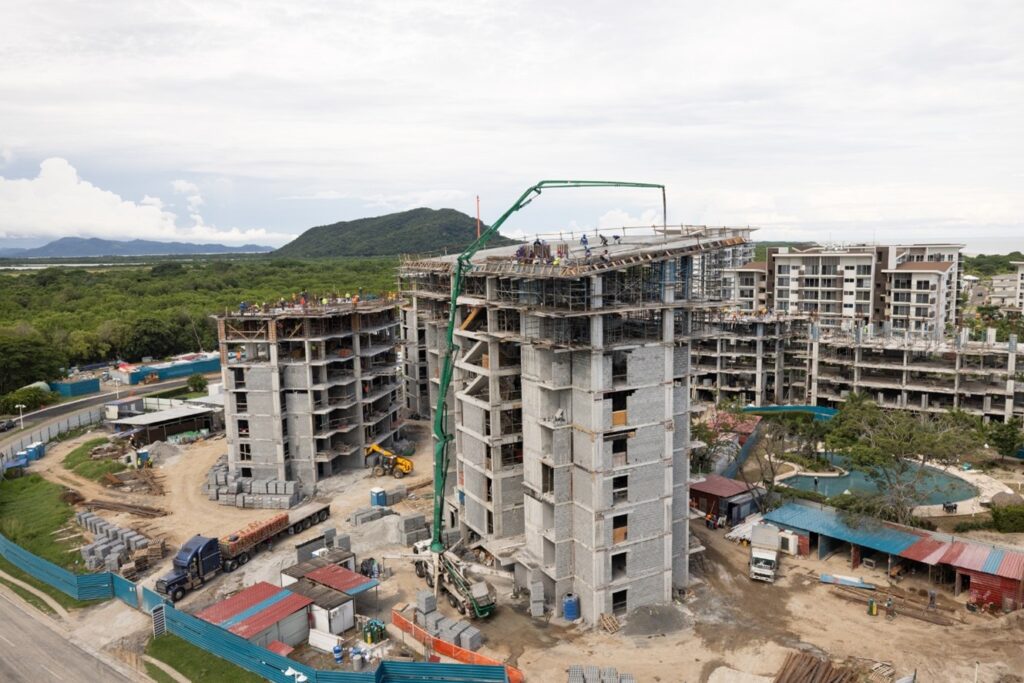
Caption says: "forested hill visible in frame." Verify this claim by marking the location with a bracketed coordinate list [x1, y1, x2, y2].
[964, 251, 1024, 277]
[7, 237, 272, 258]
[274, 207, 518, 258]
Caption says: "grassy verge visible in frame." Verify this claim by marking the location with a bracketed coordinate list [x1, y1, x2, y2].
[146, 634, 264, 683]
[0, 474, 81, 567]
[62, 436, 126, 480]
[144, 662, 179, 683]
[0, 573, 57, 616]
[0, 555, 102, 609]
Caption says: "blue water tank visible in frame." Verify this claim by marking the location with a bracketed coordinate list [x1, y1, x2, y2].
[563, 592, 580, 621]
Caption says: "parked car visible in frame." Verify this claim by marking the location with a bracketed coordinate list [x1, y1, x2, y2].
[0, 420, 17, 432]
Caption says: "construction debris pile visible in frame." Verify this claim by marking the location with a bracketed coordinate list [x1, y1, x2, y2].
[202, 454, 300, 508]
[566, 665, 636, 683]
[103, 469, 164, 495]
[773, 652, 859, 683]
[413, 590, 484, 651]
[76, 511, 163, 574]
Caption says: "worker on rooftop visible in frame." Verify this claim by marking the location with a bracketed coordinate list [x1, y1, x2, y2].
[580, 234, 589, 248]
[600, 234, 609, 247]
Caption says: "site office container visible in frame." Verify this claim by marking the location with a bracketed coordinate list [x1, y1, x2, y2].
[960, 568, 1023, 610]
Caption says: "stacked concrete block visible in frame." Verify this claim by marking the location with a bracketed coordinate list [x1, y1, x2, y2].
[583, 666, 601, 683]
[400, 514, 430, 545]
[350, 507, 387, 526]
[457, 625, 482, 651]
[201, 455, 300, 509]
[423, 610, 445, 635]
[601, 667, 618, 683]
[385, 485, 407, 506]
[439, 619, 469, 645]
[618, 675, 637, 683]
[416, 589, 437, 614]
[334, 533, 351, 552]
[530, 581, 545, 617]
[77, 511, 150, 572]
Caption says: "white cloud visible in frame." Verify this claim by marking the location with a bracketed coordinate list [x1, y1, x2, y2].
[0, 159, 293, 246]
[0, 147, 13, 165]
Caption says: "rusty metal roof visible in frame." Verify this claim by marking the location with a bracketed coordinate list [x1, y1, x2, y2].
[195, 581, 312, 640]
[690, 474, 754, 500]
[900, 537, 950, 566]
[306, 564, 379, 595]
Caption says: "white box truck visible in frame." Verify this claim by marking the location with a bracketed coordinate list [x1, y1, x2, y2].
[749, 523, 781, 583]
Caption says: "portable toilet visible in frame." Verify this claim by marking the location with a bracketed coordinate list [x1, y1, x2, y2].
[370, 487, 386, 507]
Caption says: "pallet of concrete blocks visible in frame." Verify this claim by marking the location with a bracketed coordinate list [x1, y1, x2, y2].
[582, 665, 601, 683]
[600, 667, 618, 683]
[567, 664, 586, 683]
[400, 514, 430, 546]
[423, 610, 445, 635]
[416, 589, 437, 614]
[457, 624, 483, 652]
[385, 485, 407, 506]
[440, 619, 470, 646]
[617, 675, 636, 683]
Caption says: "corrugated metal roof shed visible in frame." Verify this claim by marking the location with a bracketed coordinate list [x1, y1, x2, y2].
[287, 578, 352, 609]
[690, 474, 752, 499]
[231, 593, 311, 639]
[951, 544, 991, 573]
[306, 564, 379, 596]
[763, 503, 921, 556]
[998, 552, 1024, 582]
[901, 537, 950, 566]
[196, 581, 280, 624]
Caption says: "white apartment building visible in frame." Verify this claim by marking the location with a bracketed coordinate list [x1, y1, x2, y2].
[761, 243, 963, 337]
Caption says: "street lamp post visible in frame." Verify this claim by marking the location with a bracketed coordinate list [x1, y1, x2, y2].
[14, 404, 26, 430]
[112, 378, 122, 399]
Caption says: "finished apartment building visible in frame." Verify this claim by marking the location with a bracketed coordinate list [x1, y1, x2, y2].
[727, 243, 964, 338]
[399, 226, 750, 623]
[216, 301, 402, 497]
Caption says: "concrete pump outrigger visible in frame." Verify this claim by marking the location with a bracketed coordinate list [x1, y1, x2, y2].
[428, 180, 667, 616]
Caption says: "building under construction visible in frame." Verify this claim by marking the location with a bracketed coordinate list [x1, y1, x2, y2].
[215, 301, 402, 506]
[399, 226, 753, 623]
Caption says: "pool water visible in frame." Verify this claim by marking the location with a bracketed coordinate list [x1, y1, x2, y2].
[784, 453, 977, 505]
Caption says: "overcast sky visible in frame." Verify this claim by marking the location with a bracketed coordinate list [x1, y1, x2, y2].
[1, 1, 1022, 252]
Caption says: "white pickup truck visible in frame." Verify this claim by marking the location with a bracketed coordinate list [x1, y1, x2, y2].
[749, 523, 781, 583]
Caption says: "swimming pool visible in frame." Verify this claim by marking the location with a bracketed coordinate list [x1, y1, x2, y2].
[784, 453, 977, 505]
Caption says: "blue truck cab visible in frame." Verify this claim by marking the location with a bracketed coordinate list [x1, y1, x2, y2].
[155, 535, 222, 602]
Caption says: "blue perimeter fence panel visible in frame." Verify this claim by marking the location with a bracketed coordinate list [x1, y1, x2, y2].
[0, 532, 113, 601]
[375, 661, 510, 682]
[112, 573, 139, 608]
[141, 586, 166, 614]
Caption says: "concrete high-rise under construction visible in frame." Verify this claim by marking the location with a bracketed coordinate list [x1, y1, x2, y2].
[400, 226, 752, 623]
[215, 300, 401, 505]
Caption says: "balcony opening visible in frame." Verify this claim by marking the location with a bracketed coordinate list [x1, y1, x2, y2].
[232, 367, 245, 388]
[237, 419, 250, 437]
[486, 477, 493, 502]
[486, 510, 494, 535]
[611, 552, 627, 580]
[500, 443, 523, 468]
[610, 350, 629, 384]
[235, 392, 248, 413]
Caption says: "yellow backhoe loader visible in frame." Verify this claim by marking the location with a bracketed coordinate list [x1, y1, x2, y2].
[366, 443, 413, 479]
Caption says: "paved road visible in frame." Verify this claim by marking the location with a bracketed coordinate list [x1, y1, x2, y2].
[0, 590, 138, 682]
[0, 373, 219, 455]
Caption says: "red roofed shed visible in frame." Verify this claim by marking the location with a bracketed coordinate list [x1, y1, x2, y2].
[196, 581, 312, 648]
[689, 474, 759, 525]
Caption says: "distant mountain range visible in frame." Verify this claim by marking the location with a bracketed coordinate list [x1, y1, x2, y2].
[0, 237, 274, 258]
[274, 207, 518, 258]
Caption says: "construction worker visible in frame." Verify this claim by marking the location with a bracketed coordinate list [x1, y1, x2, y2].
[580, 234, 589, 249]
[600, 234, 609, 247]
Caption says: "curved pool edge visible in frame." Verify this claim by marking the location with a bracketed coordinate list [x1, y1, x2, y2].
[912, 463, 1015, 518]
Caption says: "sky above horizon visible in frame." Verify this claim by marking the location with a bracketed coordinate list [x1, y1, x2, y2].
[1, 1, 1022, 254]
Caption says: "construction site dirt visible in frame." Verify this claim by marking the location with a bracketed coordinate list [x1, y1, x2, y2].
[26, 428, 1024, 682]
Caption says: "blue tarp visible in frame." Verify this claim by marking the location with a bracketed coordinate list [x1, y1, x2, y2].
[741, 404, 838, 421]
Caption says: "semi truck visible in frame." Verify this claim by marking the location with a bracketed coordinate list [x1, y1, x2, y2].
[156, 501, 331, 602]
[749, 523, 782, 583]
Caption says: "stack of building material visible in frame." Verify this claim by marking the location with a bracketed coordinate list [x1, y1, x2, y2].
[400, 514, 430, 545]
[566, 665, 637, 683]
[384, 485, 407, 506]
[773, 651, 858, 683]
[412, 589, 484, 651]
[530, 581, 545, 617]
[76, 511, 150, 572]
[202, 454, 300, 509]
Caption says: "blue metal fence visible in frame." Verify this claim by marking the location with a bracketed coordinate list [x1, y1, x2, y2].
[0, 533, 113, 600]
[141, 586, 166, 614]
[112, 574, 139, 608]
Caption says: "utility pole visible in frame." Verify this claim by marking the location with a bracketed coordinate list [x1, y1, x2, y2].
[15, 403, 26, 430]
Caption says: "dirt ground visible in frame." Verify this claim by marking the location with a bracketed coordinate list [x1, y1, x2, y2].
[507, 527, 1024, 683]
[30, 427, 1024, 681]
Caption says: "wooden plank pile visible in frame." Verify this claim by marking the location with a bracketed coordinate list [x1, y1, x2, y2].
[84, 500, 167, 518]
[774, 652, 858, 683]
[599, 613, 620, 634]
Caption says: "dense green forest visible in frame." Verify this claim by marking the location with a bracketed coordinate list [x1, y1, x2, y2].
[275, 207, 517, 258]
[964, 251, 1024, 277]
[0, 258, 396, 390]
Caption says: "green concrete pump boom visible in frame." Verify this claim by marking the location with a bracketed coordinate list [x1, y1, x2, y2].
[430, 180, 666, 557]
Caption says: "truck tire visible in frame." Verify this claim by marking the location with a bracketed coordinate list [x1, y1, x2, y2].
[414, 561, 426, 578]
[302, 517, 312, 530]
[238, 552, 250, 565]
[456, 599, 467, 616]
[373, 466, 385, 477]
[224, 559, 238, 572]
[448, 592, 460, 610]
[292, 523, 303, 534]
[393, 469, 405, 479]
[425, 571, 434, 588]
[318, 509, 329, 522]
[171, 587, 185, 603]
